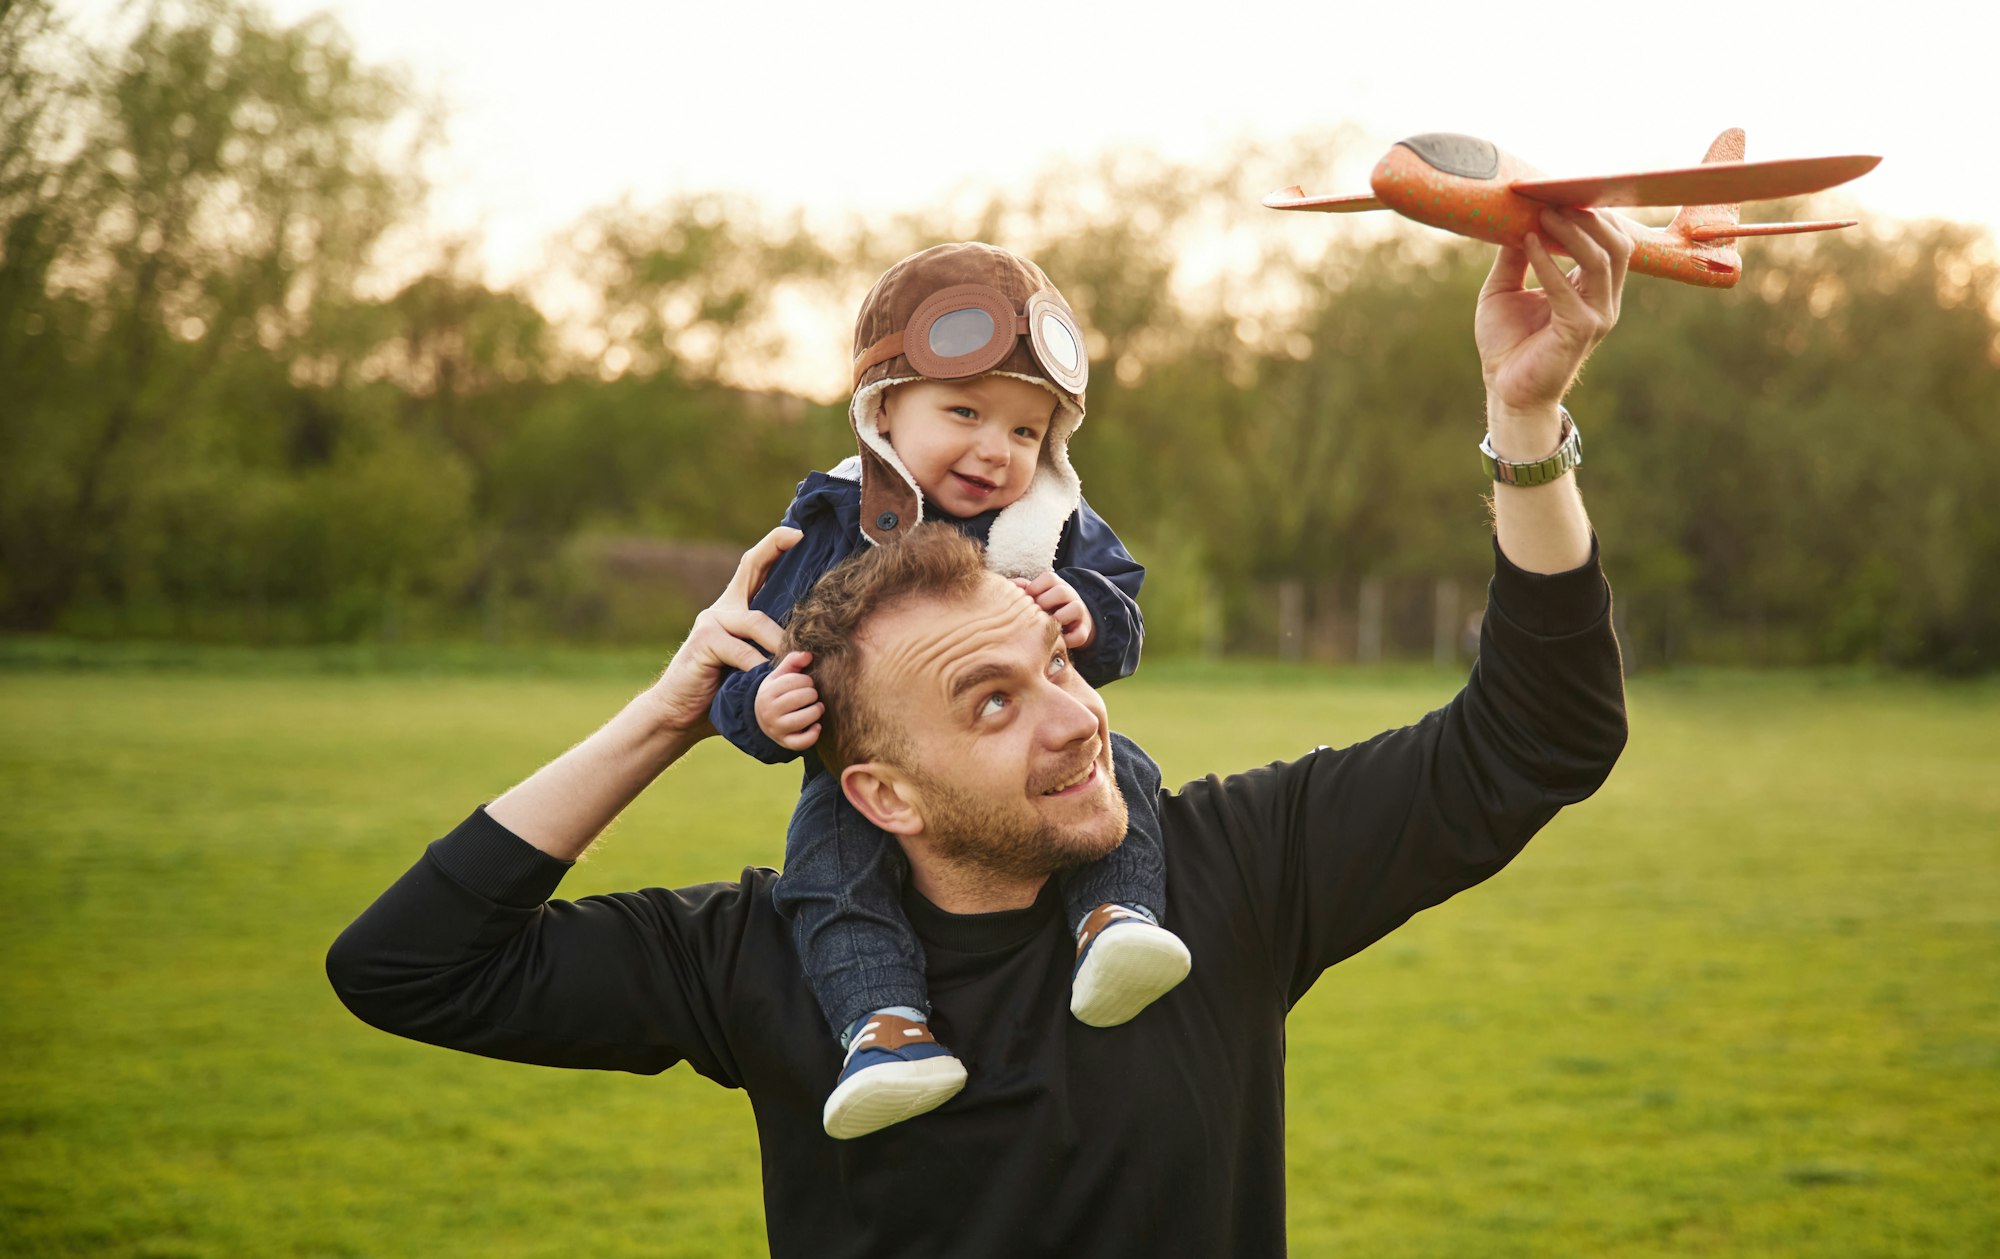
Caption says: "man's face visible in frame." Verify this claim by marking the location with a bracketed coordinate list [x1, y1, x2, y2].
[856, 573, 1125, 880]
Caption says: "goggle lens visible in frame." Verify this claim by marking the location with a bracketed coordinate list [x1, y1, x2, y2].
[1038, 312, 1080, 374]
[928, 308, 998, 358]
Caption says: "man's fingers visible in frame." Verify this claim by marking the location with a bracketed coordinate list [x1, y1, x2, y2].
[1569, 208, 1632, 311]
[1480, 244, 1532, 302]
[697, 628, 770, 677]
[722, 525, 803, 608]
[713, 607, 786, 657]
[1523, 230, 1590, 329]
[1537, 210, 1613, 323]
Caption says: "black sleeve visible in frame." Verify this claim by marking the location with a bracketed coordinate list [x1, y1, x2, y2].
[325, 808, 756, 1087]
[1168, 537, 1627, 1007]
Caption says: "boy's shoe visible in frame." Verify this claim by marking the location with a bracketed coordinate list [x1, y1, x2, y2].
[822, 1012, 968, 1140]
[1069, 903, 1192, 1027]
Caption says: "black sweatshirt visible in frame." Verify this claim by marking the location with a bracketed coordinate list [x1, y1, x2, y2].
[327, 540, 1627, 1258]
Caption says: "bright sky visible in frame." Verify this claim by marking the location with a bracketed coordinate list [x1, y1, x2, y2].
[65, 0, 2000, 391]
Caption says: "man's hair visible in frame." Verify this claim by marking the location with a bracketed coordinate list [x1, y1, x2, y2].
[784, 524, 990, 771]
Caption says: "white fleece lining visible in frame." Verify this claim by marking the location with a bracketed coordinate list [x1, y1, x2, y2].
[848, 372, 1084, 579]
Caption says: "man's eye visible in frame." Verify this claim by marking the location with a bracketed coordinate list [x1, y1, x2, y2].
[1048, 652, 1068, 676]
[978, 693, 1008, 717]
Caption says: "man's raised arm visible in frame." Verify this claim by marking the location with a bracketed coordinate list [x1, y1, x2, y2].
[1177, 209, 1634, 1004]
[485, 526, 799, 859]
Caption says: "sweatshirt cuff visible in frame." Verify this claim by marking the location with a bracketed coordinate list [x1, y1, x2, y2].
[426, 806, 575, 908]
[1489, 534, 1609, 637]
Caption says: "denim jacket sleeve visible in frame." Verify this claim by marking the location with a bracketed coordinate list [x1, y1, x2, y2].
[1058, 497, 1146, 687]
[708, 482, 855, 764]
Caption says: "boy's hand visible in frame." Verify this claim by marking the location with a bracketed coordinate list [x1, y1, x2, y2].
[755, 651, 823, 750]
[1013, 572, 1095, 650]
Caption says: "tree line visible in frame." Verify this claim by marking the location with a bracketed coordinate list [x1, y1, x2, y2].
[4, 0, 1996, 671]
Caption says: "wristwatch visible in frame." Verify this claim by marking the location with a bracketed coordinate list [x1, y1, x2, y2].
[1480, 407, 1582, 486]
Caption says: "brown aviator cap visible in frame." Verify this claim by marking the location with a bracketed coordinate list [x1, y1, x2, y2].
[847, 243, 1090, 551]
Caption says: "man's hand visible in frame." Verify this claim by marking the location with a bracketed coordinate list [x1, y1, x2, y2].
[1013, 571, 1095, 649]
[1475, 207, 1632, 418]
[755, 652, 823, 750]
[1474, 208, 1631, 575]
[489, 525, 801, 860]
[644, 525, 801, 739]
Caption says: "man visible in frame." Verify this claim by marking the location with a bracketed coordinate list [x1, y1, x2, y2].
[327, 209, 1633, 1256]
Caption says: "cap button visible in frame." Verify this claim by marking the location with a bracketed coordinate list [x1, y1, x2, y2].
[876, 511, 899, 531]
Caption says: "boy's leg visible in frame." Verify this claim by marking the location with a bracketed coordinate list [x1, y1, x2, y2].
[770, 769, 930, 1039]
[1058, 732, 1191, 1027]
[770, 769, 965, 1138]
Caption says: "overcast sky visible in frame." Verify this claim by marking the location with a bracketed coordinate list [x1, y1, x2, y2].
[215, 0, 1993, 280]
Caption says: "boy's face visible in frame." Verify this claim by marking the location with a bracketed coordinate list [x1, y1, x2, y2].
[877, 376, 1057, 519]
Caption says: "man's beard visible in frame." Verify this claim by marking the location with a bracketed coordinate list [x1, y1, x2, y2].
[909, 753, 1128, 883]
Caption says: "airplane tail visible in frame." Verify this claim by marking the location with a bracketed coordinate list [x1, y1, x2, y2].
[1671, 128, 1859, 242]
[1667, 128, 1746, 241]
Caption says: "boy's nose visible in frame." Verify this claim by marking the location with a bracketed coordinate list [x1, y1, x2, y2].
[975, 431, 1008, 466]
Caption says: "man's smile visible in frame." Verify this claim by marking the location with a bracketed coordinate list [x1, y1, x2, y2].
[1040, 760, 1098, 797]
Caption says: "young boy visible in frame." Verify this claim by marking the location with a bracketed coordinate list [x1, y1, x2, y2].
[709, 242, 1189, 1140]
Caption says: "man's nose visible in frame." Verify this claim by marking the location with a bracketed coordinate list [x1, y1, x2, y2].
[1037, 677, 1101, 750]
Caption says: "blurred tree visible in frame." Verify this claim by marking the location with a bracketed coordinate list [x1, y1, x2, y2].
[0, 0, 428, 630]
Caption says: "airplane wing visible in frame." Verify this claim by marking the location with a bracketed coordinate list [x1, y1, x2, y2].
[1511, 154, 1879, 208]
[1262, 186, 1386, 212]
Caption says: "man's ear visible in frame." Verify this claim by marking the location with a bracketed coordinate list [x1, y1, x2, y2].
[841, 762, 923, 836]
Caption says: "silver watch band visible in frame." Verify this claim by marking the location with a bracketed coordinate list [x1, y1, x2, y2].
[1480, 407, 1582, 486]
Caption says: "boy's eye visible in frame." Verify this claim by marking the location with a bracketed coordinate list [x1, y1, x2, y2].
[1014, 425, 1043, 441]
[951, 406, 977, 420]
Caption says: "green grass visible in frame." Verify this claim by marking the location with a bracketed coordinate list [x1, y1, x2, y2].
[2, 659, 1995, 1256]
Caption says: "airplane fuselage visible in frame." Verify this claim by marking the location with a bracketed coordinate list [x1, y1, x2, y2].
[1368, 135, 1742, 288]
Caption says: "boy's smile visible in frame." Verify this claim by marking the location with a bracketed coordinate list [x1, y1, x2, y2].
[877, 376, 1057, 519]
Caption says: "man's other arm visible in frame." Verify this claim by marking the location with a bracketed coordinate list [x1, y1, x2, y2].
[326, 809, 760, 1083]
[326, 528, 800, 1075]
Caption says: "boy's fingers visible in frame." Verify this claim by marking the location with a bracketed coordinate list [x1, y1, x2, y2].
[781, 724, 822, 750]
[773, 703, 824, 734]
[767, 650, 812, 679]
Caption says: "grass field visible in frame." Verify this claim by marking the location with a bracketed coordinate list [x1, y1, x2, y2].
[2, 655, 1996, 1257]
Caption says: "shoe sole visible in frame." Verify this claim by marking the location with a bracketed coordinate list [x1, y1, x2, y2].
[822, 1057, 969, 1140]
[1070, 926, 1193, 1027]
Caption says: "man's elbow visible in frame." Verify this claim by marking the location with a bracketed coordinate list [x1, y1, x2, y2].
[324, 920, 409, 1035]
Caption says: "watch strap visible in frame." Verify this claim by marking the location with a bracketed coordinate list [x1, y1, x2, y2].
[1481, 407, 1581, 486]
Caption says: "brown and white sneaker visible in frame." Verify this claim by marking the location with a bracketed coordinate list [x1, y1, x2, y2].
[822, 1012, 968, 1140]
[1069, 903, 1192, 1027]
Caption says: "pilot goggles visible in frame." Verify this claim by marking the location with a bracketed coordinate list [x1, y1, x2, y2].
[851, 283, 1088, 395]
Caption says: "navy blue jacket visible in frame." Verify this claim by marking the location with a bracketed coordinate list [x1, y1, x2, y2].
[710, 469, 1145, 764]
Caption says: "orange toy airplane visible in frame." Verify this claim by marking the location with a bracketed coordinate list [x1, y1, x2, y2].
[1264, 129, 1880, 288]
